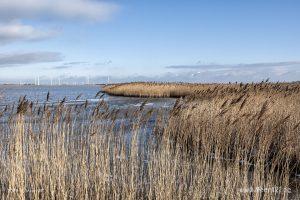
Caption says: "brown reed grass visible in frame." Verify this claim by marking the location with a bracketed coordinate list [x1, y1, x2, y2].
[102, 81, 299, 98]
[102, 82, 208, 97]
[0, 82, 300, 199]
[102, 81, 300, 98]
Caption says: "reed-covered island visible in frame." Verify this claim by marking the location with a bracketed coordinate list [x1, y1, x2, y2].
[0, 82, 300, 199]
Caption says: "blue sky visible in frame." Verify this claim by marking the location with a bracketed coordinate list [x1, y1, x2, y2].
[0, 0, 300, 84]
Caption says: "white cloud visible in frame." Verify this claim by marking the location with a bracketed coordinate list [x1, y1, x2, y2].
[166, 61, 300, 70]
[272, 67, 290, 76]
[0, 0, 119, 22]
[0, 52, 63, 67]
[0, 1, 119, 44]
[0, 22, 57, 44]
[163, 61, 300, 83]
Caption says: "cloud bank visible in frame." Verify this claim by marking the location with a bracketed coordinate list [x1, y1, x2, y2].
[163, 61, 300, 83]
[166, 61, 300, 69]
[0, 0, 119, 45]
[0, 0, 119, 22]
[0, 22, 57, 44]
[0, 52, 63, 67]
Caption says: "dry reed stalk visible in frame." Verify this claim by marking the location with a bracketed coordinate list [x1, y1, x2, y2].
[0, 83, 299, 199]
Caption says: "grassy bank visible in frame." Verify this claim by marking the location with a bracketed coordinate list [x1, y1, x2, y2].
[0, 82, 300, 199]
[102, 82, 212, 97]
[102, 81, 299, 98]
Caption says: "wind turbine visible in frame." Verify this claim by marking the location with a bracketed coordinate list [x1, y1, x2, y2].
[107, 75, 110, 85]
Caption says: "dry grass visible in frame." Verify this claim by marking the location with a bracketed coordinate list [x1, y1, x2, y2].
[102, 82, 210, 97]
[0, 82, 300, 199]
[102, 81, 300, 98]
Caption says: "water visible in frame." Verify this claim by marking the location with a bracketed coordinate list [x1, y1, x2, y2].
[0, 84, 175, 152]
[0, 85, 176, 109]
[0, 84, 174, 162]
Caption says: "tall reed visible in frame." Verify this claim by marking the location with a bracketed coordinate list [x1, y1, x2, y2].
[0, 82, 299, 199]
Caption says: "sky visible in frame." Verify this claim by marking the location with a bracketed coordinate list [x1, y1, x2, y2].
[0, 0, 300, 84]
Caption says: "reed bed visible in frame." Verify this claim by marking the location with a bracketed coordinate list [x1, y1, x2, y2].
[102, 81, 300, 98]
[102, 82, 209, 97]
[0, 82, 300, 199]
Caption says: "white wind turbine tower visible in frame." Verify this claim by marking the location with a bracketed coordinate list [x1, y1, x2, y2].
[37, 76, 40, 86]
[107, 75, 110, 85]
[35, 76, 40, 85]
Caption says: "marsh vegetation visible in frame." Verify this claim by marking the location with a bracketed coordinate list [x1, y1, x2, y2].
[0, 82, 300, 199]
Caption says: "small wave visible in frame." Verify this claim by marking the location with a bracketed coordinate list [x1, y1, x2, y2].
[132, 103, 154, 107]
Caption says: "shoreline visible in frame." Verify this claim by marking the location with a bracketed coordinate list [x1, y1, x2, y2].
[101, 81, 299, 98]
[101, 82, 216, 98]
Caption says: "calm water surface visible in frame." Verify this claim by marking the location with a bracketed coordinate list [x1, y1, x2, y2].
[0, 85, 175, 109]
[0, 84, 175, 152]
